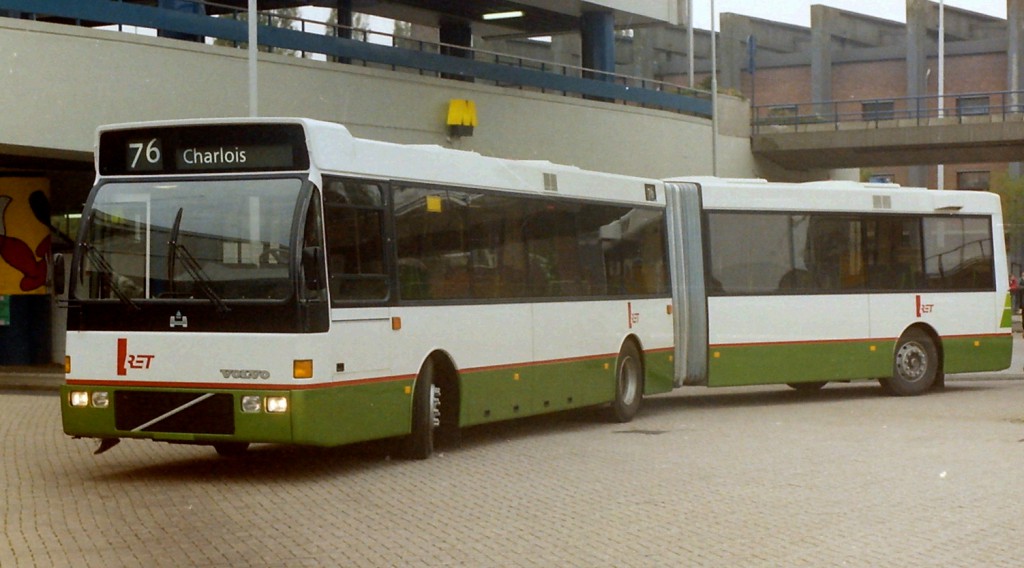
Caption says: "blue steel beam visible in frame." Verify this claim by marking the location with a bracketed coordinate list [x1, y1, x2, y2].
[0, 0, 712, 117]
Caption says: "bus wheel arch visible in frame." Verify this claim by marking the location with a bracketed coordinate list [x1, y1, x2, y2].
[610, 337, 645, 423]
[881, 325, 943, 396]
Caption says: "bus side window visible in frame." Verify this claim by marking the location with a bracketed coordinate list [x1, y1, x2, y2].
[866, 217, 922, 291]
[923, 216, 994, 290]
[323, 178, 389, 304]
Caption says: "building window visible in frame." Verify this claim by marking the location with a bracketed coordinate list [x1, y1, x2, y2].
[862, 100, 895, 121]
[956, 170, 990, 191]
[956, 96, 990, 117]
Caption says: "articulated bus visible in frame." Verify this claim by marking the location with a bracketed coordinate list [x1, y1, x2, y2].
[60, 118, 1012, 458]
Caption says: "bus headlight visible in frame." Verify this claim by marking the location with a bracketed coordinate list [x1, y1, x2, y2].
[91, 391, 110, 409]
[265, 396, 288, 413]
[70, 391, 90, 408]
[241, 395, 262, 413]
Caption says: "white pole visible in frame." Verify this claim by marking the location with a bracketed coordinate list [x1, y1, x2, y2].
[248, 0, 258, 117]
[710, 0, 718, 176]
[688, 0, 695, 89]
[937, 0, 944, 189]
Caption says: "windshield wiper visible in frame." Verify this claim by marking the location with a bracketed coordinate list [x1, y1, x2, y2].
[81, 242, 140, 311]
[167, 208, 230, 312]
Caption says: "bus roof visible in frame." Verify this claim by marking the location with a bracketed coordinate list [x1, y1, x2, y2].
[667, 176, 1002, 216]
[97, 117, 664, 206]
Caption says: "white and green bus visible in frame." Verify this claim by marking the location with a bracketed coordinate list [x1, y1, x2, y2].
[60, 118, 1012, 458]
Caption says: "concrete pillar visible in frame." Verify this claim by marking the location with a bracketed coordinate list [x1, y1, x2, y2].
[157, 0, 206, 43]
[906, 0, 929, 187]
[581, 11, 615, 80]
[719, 14, 755, 93]
[906, 0, 929, 108]
[631, 27, 658, 83]
[551, 34, 581, 76]
[810, 6, 833, 116]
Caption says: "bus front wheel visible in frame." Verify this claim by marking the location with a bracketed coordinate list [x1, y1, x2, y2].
[402, 359, 439, 459]
[881, 329, 938, 396]
[609, 342, 643, 423]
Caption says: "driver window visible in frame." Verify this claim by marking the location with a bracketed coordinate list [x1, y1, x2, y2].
[323, 178, 389, 304]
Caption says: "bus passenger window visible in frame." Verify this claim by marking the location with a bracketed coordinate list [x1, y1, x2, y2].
[866, 218, 922, 291]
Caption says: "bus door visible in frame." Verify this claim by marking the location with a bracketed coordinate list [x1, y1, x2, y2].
[323, 178, 393, 374]
[664, 182, 709, 387]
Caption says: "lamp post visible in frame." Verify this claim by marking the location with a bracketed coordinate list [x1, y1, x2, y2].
[710, 0, 718, 176]
[248, 0, 258, 117]
[688, 0, 694, 89]
[937, 0, 944, 189]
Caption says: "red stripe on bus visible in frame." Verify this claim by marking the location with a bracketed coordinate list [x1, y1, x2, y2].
[65, 345, 676, 391]
[711, 332, 1010, 349]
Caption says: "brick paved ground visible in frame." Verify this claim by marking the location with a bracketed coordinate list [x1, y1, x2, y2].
[3, 370, 1024, 566]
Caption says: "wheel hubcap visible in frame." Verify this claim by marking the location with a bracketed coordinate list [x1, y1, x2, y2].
[895, 341, 928, 382]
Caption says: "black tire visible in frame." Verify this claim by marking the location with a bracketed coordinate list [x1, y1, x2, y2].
[402, 359, 437, 460]
[609, 342, 643, 423]
[213, 442, 249, 457]
[880, 328, 938, 396]
[787, 381, 827, 391]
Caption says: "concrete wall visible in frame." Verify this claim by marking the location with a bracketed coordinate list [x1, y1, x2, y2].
[0, 18, 762, 180]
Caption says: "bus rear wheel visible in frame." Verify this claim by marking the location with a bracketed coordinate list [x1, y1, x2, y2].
[881, 328, 938, 396]
[609, 342, 643, 423]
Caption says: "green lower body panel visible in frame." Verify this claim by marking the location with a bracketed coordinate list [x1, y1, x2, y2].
[62, 347, 677, 448]
[643, 348, 675, 395]
[61, 381, 414, 448]
[708, 333, 1013, 388]
[942, 334, 1013, 374]
[290, 380, 413, 446]
[459, 356, 617, 427]
[708, 339, 895, 387]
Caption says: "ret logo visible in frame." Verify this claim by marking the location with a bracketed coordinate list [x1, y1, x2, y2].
[116, 338, 154, 376]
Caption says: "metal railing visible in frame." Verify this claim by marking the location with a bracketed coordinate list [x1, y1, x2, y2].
[0, 0, 712, 118]
[752, 90, 1024, 134]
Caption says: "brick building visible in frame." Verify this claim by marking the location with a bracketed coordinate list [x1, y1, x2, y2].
[483, 0, 1024, 191]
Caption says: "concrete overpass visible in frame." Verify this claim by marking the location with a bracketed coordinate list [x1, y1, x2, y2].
[751, 92, 1024, 170]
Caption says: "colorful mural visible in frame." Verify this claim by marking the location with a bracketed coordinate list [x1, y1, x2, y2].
[0, 178, 50, 295]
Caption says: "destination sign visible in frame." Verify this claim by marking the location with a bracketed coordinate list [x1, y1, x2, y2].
[99, 124, 309, 175]
[176, 144, 295, 171]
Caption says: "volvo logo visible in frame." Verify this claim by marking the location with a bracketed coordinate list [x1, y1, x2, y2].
[220, 369, 271, 380]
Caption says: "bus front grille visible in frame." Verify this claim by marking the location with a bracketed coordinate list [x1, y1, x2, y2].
[114, 391, 235, 435]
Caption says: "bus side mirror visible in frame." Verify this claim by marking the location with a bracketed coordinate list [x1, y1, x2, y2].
[53, 253, 66, 296]
[301, 246, 324, 291]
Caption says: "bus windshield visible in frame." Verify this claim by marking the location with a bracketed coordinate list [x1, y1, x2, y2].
[75, 178, 305, 303]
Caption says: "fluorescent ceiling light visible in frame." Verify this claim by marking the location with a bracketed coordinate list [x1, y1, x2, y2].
[482, 10, 524, 21]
